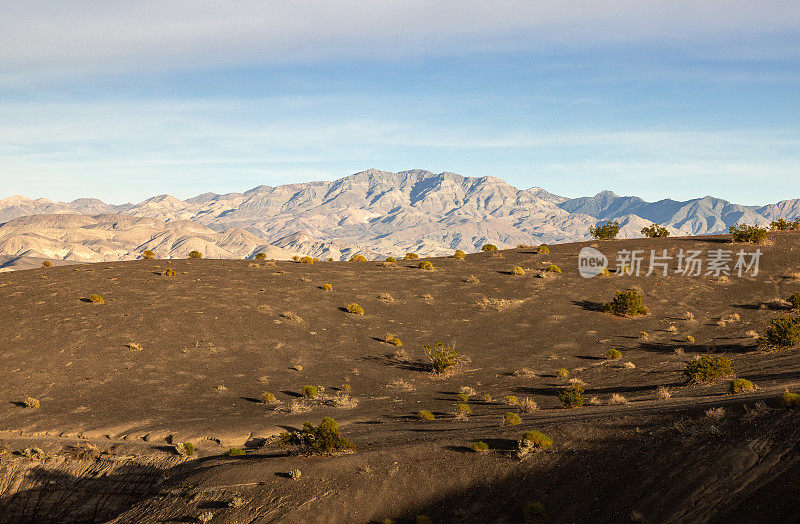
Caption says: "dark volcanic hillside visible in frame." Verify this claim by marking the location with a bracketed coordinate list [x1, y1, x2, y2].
[1, 232, 800, 523]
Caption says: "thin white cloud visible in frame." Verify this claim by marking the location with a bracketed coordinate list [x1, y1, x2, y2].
[2, 1, 799, 84]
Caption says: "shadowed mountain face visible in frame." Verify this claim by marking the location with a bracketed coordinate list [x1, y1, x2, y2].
[0, 169, 798, 267]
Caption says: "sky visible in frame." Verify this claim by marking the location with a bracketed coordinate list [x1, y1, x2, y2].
[1, 1, 799, 205]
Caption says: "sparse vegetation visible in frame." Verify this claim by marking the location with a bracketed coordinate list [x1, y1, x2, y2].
[557, 383, 584, 408]
[225, 448, 246, 457]
[503, 412, 522, 426]
[289, 469, 302, 480]
[512, 266, 525, 276]
[280, 417, 355, 454]
[729, 224, 768, 244]
[418, 260, 433, 270]
[782, 391, 800, 408]
[518, 397, 539, 413]
[590, 220, 620, 240]
[685, 356, 733, 382]
[790, 293, 800, 310]
[163, 267, 175, 276]
[521, 430, 552, 450]
[605, 348, 622, 360]
[464, 274, 480, 284]
[188, 250, 202, 259]
[761, 316, 800, 347]
[261, 392, 277, 404]
[454, 403, 471, 419]
[770, 218, 800, 231]
[417, 410, 435, 421]
[197, 510, 214, 523]
[300, 256, 314, 264]
[385, 256, 397, 263]
[730, 378, 755, 394]
[556, 368, 570, 378]
[537, 245, 550, 254]
[453, 249, 466, 260]
[350, 254, 367, 262]
[346, 303, 365, 315]
[546, 264, 561, 273]
[422, 341, 469, 374]
[505, 395, 519, 405]
[281, 310, 303, 322]
[320, 283, 333, 291]
[656, 385, 672, 400]
[303, 385, 319, 399]
[176, 442, 195, 456]
[481, 244, 498, 252]
[23, 396, 40, 409]
[610, 393, 627, 405]
[86, 293, 105, 304]
[472, 441, 489, 453]
[384, 332, 403, 346]
[641, 223, 670, 238]
[41, 260, 52, 267]
[255, 252, 266, 260]
[404, 253, 419, 260]
[603, 289, 649, 316]
[142, 250, 155, 260]
[458, 393, 470, 402]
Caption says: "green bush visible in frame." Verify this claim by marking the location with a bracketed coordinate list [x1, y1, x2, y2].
[261, 392, 277, 403]
[472, 441, 489, 453]
[320, 283, 333, 291]
[603, 289, 649, 316]
[605, 348, 622, 360]
[729, 224, 768, 244]
[458, 393, 470, 402]
[163, 267, 175, 276]
[537, 245, 550, 254]
[280, 417, 355, 454]
[558, 384, 584, 408]
[188, 250, 202, 259]
[641, 223, 670, 238]
[523, 502, 547, 520]
[789, 293, 800, 310]
[481, 244, 498, 252]
[404, 253, 419, 260]
[418, 260, 433, 270]
[303, 385, 318, 399]
[453, 249, 466, 260]
[142, 250, 156, 260]
[590, 221, 620, 240]
[546, 264, 561, 273]
[417, 410, 435, 421]
[385, 257, 397, 263]
[384, 332, 402, 346]
[422, 341, 468, 374]
[503, 412, 522, 426]
[512, 266, 525, 276]
[782, 391, 800, 408]
[255, 252, 266, 260]
[770, 218, 800, 231]
[685, 356, 733, 382]
[505, 395, 519, 405]
[556, 368, 570, 378]
[729, 378, 754, 394]
[182, 442, 195, 456]
[761, 316, 800, 347]
[300, 256, 314, 264]
[350, 254, 367, 262]
[23, 396, 40, 409]
[346, 303, 365, 315]
[521, 431, 552, 450]
[226, 448, 246, 457]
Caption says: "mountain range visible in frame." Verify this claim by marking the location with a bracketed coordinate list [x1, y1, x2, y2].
[1, 169, 798, 270]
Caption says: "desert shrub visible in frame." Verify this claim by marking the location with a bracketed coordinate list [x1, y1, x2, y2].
[790, 293, 800, 310]
[142, 250, 155, 260]
[453, 249, 466, 260]
[521, 430, 552, 450]
[557, 384, 584, 408]
[179, 442, 195, 456]
[454, 403, 471, 419]
[761, 316, 800, 347]
[404, 252, 419, 260]
[458, 393, 470, 402]
[472, 441, 489, 453]
[23, 396, 40, 409]
[163, 267, 175, 276]
[512, 266, 525, 276]
[226, 448, 246, 457]
[729, 224, 768, 244]
[590, 221, 620, 240]
[302, 385, 318, 399]
[685, 356, 733, 382]
[556, 368, 570, 378]
[228, 495, 246, 508]
[782, 391, 800, 408]
[546, 264, 561, 273]
[350, 254, 367, 262]
[605, 348, 622, 360]
[505, 395, 519, 405]
[603, 289, 649, 316]
[320, 283, 333, 291]
[418, 260, 433, 270]
[417, 410, 435, 421]
[481, 244, 498, 252]
[41, 260, 52, 267]
[482, 393, 493, 403]
[503, 412, 522, 426]
[729, 378, 755, 394]
[300, 256, 314, 264]
[292, 255, 300, 261]
[384, 333, 403, 346]
[523, 502, 547, 520]
[197, 510, 214, 523]
[289, 468, 302, 480]
[656, 385, 672, 400]
[537, 245, 550, 254]
[280, 417, 355, 453]
[88, 294, 105, 304]
[422, 341, 469, 374]
[346, 303, 365, 315]
[385, 256, 397, 263]
[771, 218, 800, 231]
[518, 397, 539, 413]
[464, 274, 480, 283]
[255, 252, 266, 260]
[686, 335, 695, 344]
[188, 250, 202, 259]
[610, 393, 627, 404]
[641, 223, 670, 238]
[261, 392, 277, 403]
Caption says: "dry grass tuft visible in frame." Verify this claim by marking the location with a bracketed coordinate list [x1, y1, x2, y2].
[610, 393, 628, 405]
[281, 311, 303, 322]
[656, 385, 672, 400]
[476, 296, 523, 311]
[378, 292, 395, 302]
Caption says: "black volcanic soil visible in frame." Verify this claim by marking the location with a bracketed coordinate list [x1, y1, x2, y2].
[1, 233, 799, 523]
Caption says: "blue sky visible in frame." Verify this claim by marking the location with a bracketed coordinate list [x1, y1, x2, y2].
[1, 1, 799, 205]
